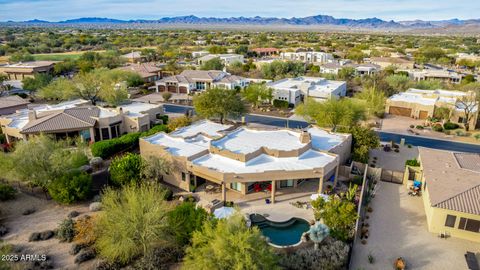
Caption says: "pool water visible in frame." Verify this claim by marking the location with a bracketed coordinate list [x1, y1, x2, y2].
[250, 214, 310, 246]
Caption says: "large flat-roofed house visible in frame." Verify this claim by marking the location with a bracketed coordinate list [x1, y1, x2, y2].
[140, 120, 352, 202]
[280, 52, 334, 64]
[154, 70, 247, 94]
[0, 61, 58, 80]
[197, 54, 244, 66]
[267, 76, 347, 106]
[0, 100, 163, 143]
[409, 69, 464, 84]
[0, 96, 30, 115]
[386, 89, 478, 127]
[116, 63, 165, 83]
[369, 57, 415, 70]
[417, 147, 480, 242]
[251, 48, 280, 57]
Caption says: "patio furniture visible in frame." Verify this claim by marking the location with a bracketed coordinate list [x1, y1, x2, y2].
[205, 185, 214, 194]
[465, 252, 479, 270]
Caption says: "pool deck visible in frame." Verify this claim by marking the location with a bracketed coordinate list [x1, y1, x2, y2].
[178, 180, 320, 223]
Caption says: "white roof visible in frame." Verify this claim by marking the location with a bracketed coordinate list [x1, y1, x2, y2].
[120, 102, 160, 117]
[308, 127, 346, 150]
[192, 149, 336, 174]
[211, 128, 305, 154]
[144, 133, 210, 158]
[268, 77, 345, 96]
[388, 92, 437, 106]
[170, 120, 232, 138]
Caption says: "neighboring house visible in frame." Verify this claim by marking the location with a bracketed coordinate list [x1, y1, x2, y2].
[191, 51, 209, 58]
[116, 63, 166, 83]
[197, 54, 244, 66]
[251, 48, 280, 57]
[386, 88, 478, 127]
[0, 95, 30, 115]
[353, 63, 381, 76]
[369, 57, 415, 70]
[121, 51, 144, 63]
[154, 70, 247, 94]
[194, 40, 207, 45]
[267, 76, 347, 106]
[0, 99, 163, 143]
[416, 147, 480, 242]
[320, 62, 344, 75]
[140, 120, 352, 202]
[280, 52, 334, 64]
[408, 69, 464, 84]
[0, 61, 58, 80]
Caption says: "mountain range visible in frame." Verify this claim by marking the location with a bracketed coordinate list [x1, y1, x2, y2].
[6, 15, 480, 30]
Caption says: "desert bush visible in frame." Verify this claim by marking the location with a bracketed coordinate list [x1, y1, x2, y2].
[279, 238, 349, 270]
[109, 153, 144, 186]
[91, 132, 141, 159]
[29, 230, 55, 242]
[48, 171, 92, 204]
[273, 99, 289, 109]
[68, 211, 80, 218]
[57, 218, 76, 243]
[415, 125, 424, 130]
[0, 183, 16, 201]
[70, 243, 88, 255]
[74, 215, 97, 246]
[166, 116, 191, 132]
[95, 184, 172, 265]
[432, 125, 443, 132]
[443, 122, 460, 130]
[405, 159, 420, 167]
[131, 246, 184, 270]
[166, 202, 209, 247]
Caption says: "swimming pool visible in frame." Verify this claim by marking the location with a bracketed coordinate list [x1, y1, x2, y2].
[250, 214, 310, 247]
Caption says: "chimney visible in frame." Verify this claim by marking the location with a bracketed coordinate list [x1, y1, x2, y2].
[28, 110, 37, 121]
[299, 130, 311, 144]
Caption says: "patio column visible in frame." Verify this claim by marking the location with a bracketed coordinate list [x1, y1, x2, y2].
[318, 176, 325, 194]
[271, 180, 276, 204]
[333, 162, 340, 188]
[221, 182, 226, 204]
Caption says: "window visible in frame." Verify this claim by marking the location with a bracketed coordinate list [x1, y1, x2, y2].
[230, 182, 241, 191]
[445, 215, 456, 228]
[458, 217, 480, 233]
[110, 125, 118, 139]
[280, 180, 294, 188]
[101, 127, 110, 140]
[181, 172, 186, 182]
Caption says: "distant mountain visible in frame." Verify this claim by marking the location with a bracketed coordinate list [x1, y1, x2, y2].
[4, 15, 480, 31]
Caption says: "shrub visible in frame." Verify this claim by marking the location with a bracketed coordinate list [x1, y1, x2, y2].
[456, 130, 466, 136]
[166, 202, 209, 247]
[70, 243, 87, 255]
[0, 134, 5, 144]
[140, 124, 169, 138]
[132, 246, 183, 270]
[475, 134, 480, 141]
[74, 215, 97, 246]
[158, 114, 169, 125]
[405, 159, 420, 167]
[0, 183, 16, 201]
[163, 188, 173, 201]
[415, 125, 424, 130]
[278, 238, 349, 270]
[432, 125, 443, 132]
[409, 124, 414, 128]
[57, 218, 76, 243]
[91, 132, 141, 159]
[48, 171, 92, 204]
[109, 153, 144, 186]
[166, 116, 191, 132]
[443, 122, 460, 130]
[273, 99, 289, 109]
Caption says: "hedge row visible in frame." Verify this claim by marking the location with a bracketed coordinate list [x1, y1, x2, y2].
[273, 99, 289, 109]
[443, 122, 460, 130]
[91, 124, 169, 159]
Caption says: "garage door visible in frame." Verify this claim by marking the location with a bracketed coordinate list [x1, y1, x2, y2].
[179, 86, 188, 94]
[167, 86, 177, 93]
[389, 106, 412, 117]
[418, 110, 429, 120]
[158, 85, 166, 92]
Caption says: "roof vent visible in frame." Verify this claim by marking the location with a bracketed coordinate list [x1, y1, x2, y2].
[299, 130, 311, 144]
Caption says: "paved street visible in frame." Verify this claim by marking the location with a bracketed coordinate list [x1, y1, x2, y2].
[163, 104, 480, 153]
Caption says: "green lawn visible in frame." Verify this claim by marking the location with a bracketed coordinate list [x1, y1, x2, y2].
[32, 53, 82, 61]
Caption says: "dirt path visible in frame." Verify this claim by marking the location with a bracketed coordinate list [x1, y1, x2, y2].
[0, 192, 98, 269]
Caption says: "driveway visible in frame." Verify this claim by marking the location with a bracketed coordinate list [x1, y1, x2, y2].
[350, 181, 480, 270]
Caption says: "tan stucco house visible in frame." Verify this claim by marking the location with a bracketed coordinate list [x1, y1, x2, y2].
[0, 61, 58, 80]
[386, 89, 478, 127]
[417, 148, 480, 242]
[0, 99, 163, 143]
[139, 120, 352, 203]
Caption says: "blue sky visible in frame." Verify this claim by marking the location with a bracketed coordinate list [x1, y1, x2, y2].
[0, 0, 478, 21]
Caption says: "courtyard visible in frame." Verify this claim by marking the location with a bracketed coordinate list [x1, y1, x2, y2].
[350, 181, 480, 270]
